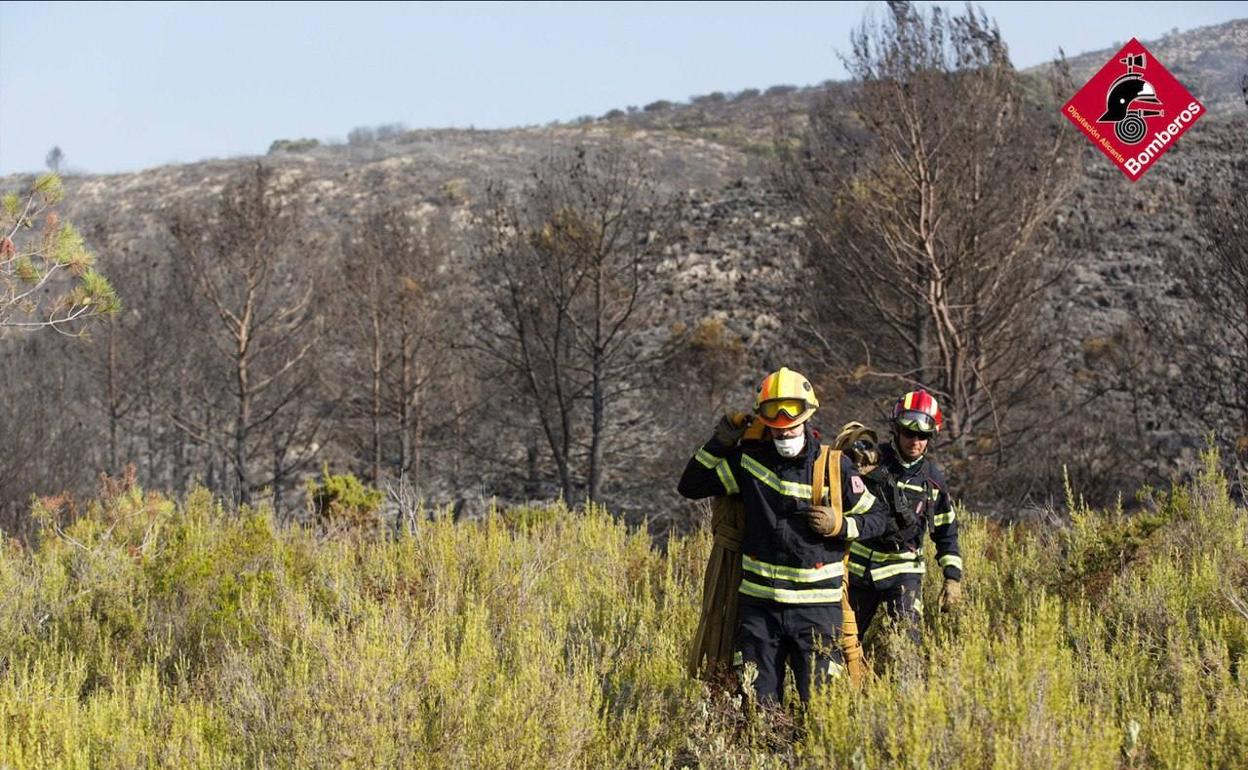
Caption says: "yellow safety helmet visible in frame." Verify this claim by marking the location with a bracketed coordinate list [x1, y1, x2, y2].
[754, 367, 819, 428]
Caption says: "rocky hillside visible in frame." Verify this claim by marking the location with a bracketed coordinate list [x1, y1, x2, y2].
[0, 17, 1244, 518]
[42, 17, 1245, 313]
[1055, 18, 1248, 115]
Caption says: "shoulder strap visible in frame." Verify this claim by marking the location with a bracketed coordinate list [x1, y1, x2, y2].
[811, 447, 844, 514]
[827, 449, 843, 515]
[811, 446, 828, 506]
[742, 419, 768, 442]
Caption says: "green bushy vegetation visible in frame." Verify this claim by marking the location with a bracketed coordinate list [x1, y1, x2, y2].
[3, 451, 1248, 768]
[305, 465, 384, 532]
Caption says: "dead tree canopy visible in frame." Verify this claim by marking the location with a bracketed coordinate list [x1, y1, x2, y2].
[472, 144, 677, 504]
[780, 1, 1078, 477]
[166, 164, 324, 510]
[333, 206, 456, 487]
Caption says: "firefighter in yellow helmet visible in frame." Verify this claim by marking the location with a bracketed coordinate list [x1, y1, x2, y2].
[677, 367, 891, 704]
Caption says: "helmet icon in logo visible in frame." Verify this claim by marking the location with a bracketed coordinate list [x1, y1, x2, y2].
[1098, 53, 1164, 144]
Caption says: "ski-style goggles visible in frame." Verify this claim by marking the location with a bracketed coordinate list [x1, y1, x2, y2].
[896, 409, 937, 437]
[757, 399, 812, 421]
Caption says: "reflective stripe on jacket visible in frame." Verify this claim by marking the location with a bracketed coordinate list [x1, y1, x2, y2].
[850, 443, 963, 583]
[678, 428, 892, 605]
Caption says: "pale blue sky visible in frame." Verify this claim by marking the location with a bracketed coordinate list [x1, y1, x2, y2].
[1, 1, 1244, 176]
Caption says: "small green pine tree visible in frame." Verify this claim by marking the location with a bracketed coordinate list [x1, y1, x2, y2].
[0, 173, 119, 334]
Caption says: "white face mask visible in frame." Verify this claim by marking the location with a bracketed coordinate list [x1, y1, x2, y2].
[774, 433, 806, 458]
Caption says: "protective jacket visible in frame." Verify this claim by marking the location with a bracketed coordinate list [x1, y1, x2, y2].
[678, 427, 892, 606]
[848, 443, 962, 589]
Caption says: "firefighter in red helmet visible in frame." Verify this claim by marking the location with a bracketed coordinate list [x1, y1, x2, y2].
[842, 390, 964, 645]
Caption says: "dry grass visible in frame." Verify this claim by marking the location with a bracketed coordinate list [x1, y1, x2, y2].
[2, 449, 1247, 768]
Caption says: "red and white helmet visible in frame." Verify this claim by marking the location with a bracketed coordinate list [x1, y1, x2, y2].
[892, 390, 943, 435]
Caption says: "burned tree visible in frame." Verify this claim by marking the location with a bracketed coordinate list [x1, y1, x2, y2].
[166, 164, 324, 509]
[780, 2, 1078, 472]
[333, 206, 456, 487]
[473, 144, 676, 503]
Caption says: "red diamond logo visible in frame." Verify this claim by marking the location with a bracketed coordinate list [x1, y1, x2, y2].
[1062, 39, 1205, 181]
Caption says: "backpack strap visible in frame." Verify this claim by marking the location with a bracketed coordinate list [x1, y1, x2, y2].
[828, 449, 842, 513]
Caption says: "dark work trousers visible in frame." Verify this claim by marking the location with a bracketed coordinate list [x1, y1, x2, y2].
[848, 573, 923, 645]
[734, 601, 844, 704]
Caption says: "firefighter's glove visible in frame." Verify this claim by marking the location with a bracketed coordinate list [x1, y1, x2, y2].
[707, 413, 750, 452]
[939, 578, 962, 612]
[805, 505, 844, 538]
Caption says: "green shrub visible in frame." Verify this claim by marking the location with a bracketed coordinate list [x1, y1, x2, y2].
[4, 455, 1248, 767]
[305, 465, 384, 532]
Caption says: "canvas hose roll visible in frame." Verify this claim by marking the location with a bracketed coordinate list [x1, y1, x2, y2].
[687, 495, 746, 679]
[687, 414, 760, 680]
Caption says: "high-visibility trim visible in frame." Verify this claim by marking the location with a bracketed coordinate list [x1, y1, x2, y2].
[933, 511, 956, 527]
[742, 555, 844, 583]
[847, 490, 877, 516]
[739, 580, 842, 604]
[869, 562, 927, 581]
[938, 554, 964, 570]
[695, 448, 721, 468]
[850, 542, 920, 562]
[696, 448, 739, 494]
[844, 516, 859, 539]
[897, 479, 940, 501]
[847, 561, 866, 577]
[740, 455, 812, 500]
